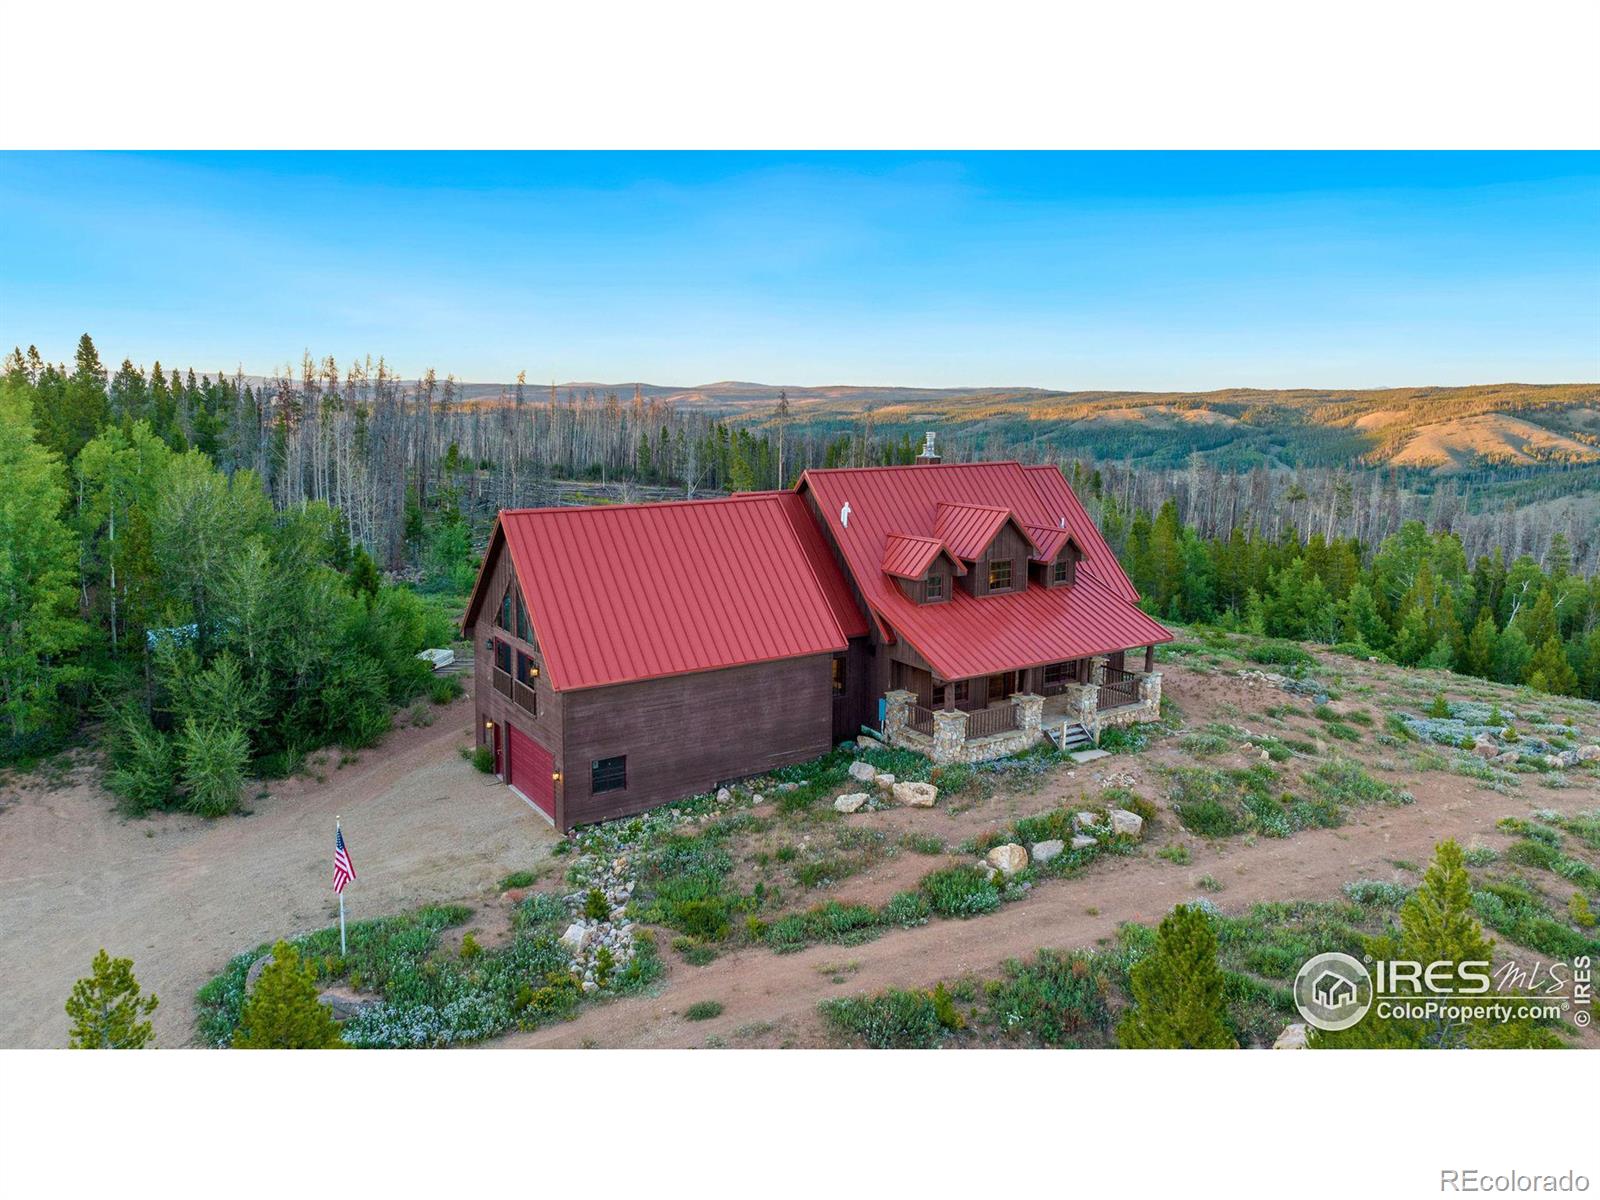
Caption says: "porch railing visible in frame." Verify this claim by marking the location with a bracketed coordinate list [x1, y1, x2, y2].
[967, 703, 1020, 738]
[908, 704, 937, 736]
[1099, 666, 1140, 709]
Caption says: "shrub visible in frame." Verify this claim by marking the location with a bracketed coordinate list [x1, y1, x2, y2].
[583, 888, 610, 921]
[1571, 893, 1596, 929]
[1158, 844, 1192, 865]
[985, 949, 1114, 1046]
[66, 950, 159, 1049]
[931, 982, 966, 1031]
[883, 890, 931, 928]
[428, 675, 464, 705]
[1342, 880, 1411, 907]
[499, 870, 537, 890]
[470, 745, 495, 773]
[1176, 796, 1241, 838]
[685, 1000, 724, 1021]
[1428, 692, 1451, 719]
[232, 941, 343, 1049]
[177, 719, 249, 816]
[106, 707, 177, 815]
[920, 865, 1001, 918]
[820, 988, 947, 1048]
[672, 936, 718, 966]
[1305, 759, 1409, 809]
[1248, 642, 1314, 668]
[902, 833, 946, 855]
[459, 933, 482, 960]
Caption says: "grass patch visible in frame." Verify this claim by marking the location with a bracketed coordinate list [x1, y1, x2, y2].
[684, 1001, 724, 1021]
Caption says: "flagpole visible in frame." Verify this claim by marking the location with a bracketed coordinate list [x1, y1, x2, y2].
[337, 815, 347, 956]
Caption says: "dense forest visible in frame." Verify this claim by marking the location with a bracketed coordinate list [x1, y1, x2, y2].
[3, 335, 1598, 797]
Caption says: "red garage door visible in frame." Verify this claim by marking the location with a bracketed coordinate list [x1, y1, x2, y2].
[506, 724, 555, 821]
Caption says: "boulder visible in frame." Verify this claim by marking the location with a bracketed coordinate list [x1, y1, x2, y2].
[833, 792, 870, 814]
[317, 987, 373, 1022]
[874, 773, 897, 790]
[1492, 751, 1520, 766]
[1109, 809, 1145, 840]
[1273, 1023, 1309, 1050]
[1072, 811, 1100, 832]
[892, 780, 938, 808]
[848, 760, 878, 783]
[751, 793, 764, 805]
[1577, 744, 1600, 762]
[1030, 839, 1065, 865]
[856, 735, 880, 750]
[986, 843, 1029, 875]
[560, 922, 588, 951]
[1472, 740, 1499, 760]
[1071, 835, 1098, 851]
[245, 951, 275, 993]
[715, 787, 732, 804]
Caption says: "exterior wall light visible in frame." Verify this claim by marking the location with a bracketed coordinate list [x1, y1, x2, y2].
[551, 771, 562, 782]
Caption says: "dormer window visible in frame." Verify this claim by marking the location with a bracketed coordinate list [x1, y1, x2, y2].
[925, 572, 945, 602]
[987, 559, 1013, 592]
[1052, 558, 1073, 586]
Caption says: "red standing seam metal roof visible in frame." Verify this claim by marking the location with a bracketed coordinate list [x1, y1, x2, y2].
[881, 533, 964, 580]
[1024, 523, 1074, 563]
[933, 501, 1036, 561]
[477, 493, 855, 692]
[1021, 463, 1141, 604]
[797, 461, 1170, 680]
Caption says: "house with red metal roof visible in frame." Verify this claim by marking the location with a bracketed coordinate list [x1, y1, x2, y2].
[462, 452, 1170, 829]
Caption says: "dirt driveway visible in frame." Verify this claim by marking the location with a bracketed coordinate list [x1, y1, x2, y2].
[0, 695, 558, 1048]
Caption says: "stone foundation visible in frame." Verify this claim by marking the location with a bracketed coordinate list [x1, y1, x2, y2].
[883, 690, 1048, 765]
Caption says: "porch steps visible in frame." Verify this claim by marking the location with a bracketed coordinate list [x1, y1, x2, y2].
[1050, 721, 1096, 753]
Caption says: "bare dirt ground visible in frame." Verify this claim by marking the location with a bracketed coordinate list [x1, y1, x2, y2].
[490, 652, 1600, 1049]
[0, 692, 558, 1048]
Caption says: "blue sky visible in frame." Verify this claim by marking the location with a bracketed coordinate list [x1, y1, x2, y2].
[1, 152, 1596, 389]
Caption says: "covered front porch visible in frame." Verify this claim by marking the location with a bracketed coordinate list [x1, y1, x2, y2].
[882, 645, 1163, 764]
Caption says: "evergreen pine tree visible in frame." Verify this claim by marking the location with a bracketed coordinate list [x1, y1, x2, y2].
[1526, 635, 1578, 696]
[1460, 607, 1497, 679]
[1491, 622, 1533, 685]
[1117, 905, 1237, 1049]
[66, 949, 158, 1048]
[232, 941, 343, 1049]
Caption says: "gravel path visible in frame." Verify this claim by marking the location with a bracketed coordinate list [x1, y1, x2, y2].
[0, 694, 558, 1048]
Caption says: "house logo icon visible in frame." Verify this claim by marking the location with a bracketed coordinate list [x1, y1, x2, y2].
[1293, 952, 1373, 1032]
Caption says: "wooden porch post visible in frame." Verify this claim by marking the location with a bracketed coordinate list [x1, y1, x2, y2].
[1144, 644, 1155, 672]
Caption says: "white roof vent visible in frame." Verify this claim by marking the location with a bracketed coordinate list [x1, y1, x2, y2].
[840, 502, 851, 529]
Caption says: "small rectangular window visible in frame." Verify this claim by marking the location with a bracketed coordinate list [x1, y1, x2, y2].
[954, 679, 970, 703]
[591, 755, 627, 794]
[987, 559, 1012, 591]
[494, 638, 511, 674]
[1044, 662, 1068, 689]
[932, 684, 946, 707]
[1052, 558, 1073, 585]
[924, 572, 945, 602]
[831, 655, 847, 695]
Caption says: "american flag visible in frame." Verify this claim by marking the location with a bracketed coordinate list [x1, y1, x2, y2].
[333, 823, 356, 894]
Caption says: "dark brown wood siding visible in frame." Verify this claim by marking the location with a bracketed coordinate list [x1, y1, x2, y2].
[560, 653, 834, 827]
[472, 538, 566, 826]
[957, 523, 1031, 598]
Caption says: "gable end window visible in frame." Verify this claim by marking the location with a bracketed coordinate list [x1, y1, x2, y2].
[515, 591, 532, 642]
[1052, 558, 1073, 585]
[499, 587, 514, 630]
[987, 559, 1013, 592]
[591, 755, 627, 794]
[924, 572, 945, 602]
[494, 638, 512, 674]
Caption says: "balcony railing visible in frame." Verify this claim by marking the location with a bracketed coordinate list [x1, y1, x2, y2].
[1099, 666, 1140, 710]
[967, 703, 1020, 738]
[513, 680, 537, 714]
[493, 668, 513, 700]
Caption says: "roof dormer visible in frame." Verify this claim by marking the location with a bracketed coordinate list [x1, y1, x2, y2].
[883, 533, 964, 605]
